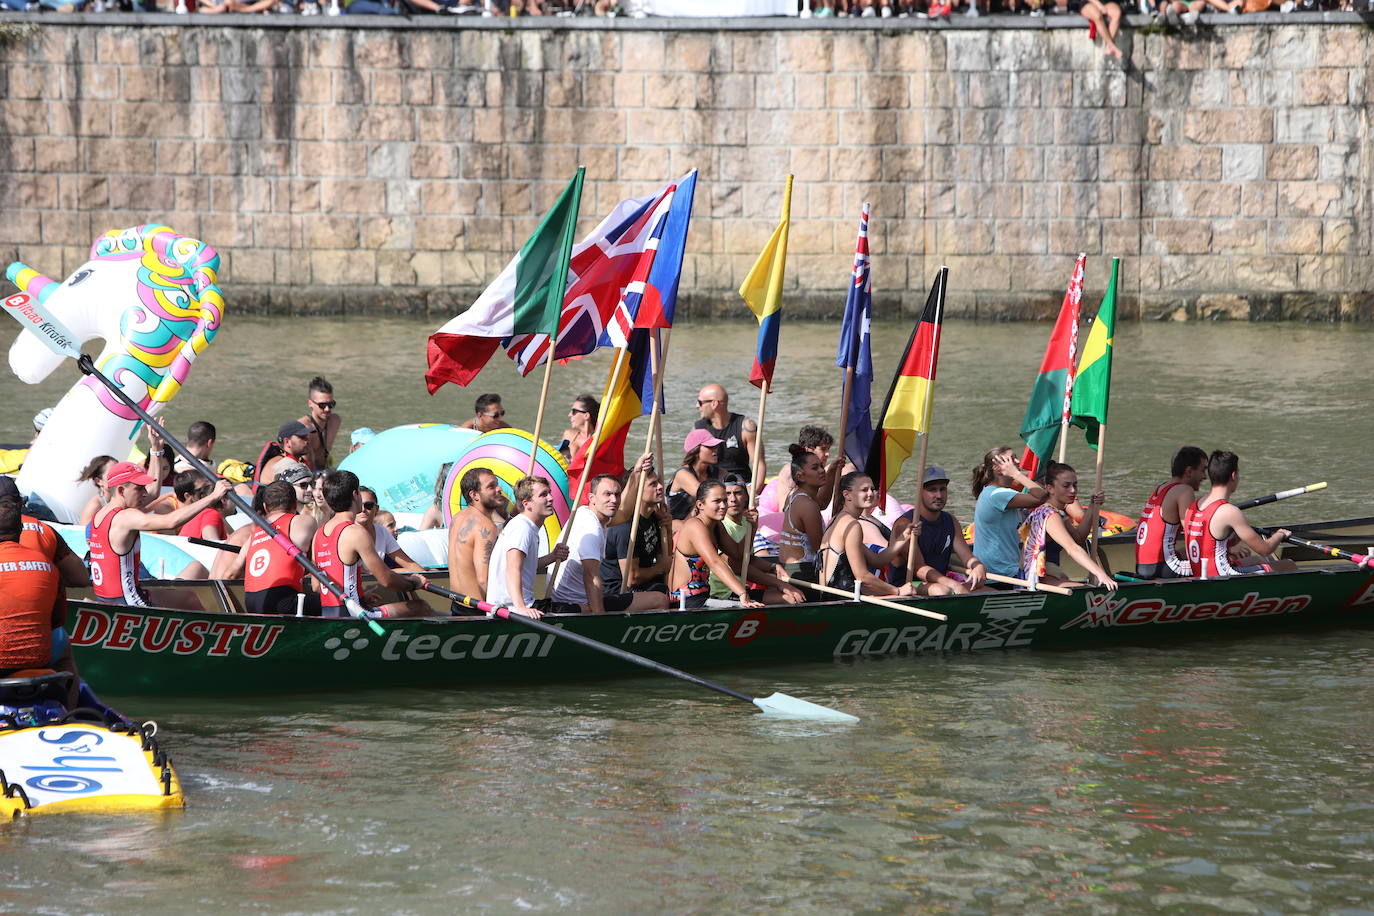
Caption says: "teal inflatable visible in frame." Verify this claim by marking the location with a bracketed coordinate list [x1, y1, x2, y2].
[338, 423, 478, 515]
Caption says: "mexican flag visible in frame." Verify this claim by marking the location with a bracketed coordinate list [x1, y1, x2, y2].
[1070, 256, 1119, 449]
[425, 169, 585, 392]
[1018, 253, 1084, 476]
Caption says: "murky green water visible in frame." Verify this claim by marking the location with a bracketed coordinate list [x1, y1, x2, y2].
[2, 317, 1373, 912]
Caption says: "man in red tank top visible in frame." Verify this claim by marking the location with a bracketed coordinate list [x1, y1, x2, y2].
[1135, 445, 1208, 579]
[311, 470, 431, 619]
[1182, 450, 1296, 579]
[89, 462, 231, 608]
[243, 480, 320, 615]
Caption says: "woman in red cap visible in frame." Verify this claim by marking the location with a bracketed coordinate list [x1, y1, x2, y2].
[666, 428, 722, 522]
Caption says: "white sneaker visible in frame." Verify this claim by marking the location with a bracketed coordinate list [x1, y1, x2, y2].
[881, 3, 892, 13]
[1180, 8, 1198, 21]
[860, 4, 876, 13]
[964, 2, 978, 14]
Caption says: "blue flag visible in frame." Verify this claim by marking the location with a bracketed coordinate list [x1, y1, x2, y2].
[835, 204, 874, 467]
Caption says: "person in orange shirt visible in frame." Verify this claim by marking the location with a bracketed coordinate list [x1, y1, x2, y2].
[0, 498, 61, 676]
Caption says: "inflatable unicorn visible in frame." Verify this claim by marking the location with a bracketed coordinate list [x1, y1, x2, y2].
[8, 225, 224, 523]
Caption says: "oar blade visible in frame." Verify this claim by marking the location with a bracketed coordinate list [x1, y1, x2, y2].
[752, 692, 860, 723]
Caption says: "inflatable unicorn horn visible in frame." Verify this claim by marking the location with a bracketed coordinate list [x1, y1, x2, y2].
[8, 225, 225, 523]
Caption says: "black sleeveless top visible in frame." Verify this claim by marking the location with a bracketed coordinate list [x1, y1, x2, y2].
[694, 413, 750, 482]
[915, 510, 956, 575]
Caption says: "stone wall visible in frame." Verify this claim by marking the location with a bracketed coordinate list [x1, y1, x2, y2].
[0, 16, 1369, 320]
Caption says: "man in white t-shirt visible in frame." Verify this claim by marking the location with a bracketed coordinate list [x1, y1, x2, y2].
[486, 476, 568, 619]
[551, 475, 671, 614]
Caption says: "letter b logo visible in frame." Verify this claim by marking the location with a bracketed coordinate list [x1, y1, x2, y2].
[728, 612, 767, 646]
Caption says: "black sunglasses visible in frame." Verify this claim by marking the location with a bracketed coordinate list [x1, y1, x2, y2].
[361, 501, 377, 510]
[311, 399, 336, 409]
[483, 410, 506, 419]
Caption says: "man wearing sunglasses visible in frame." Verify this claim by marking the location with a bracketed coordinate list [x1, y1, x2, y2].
[297, 376, 341, 470]
[694, 383, 763, 486]
[357, 485, 423, 573]
[459, 393, 511, 433]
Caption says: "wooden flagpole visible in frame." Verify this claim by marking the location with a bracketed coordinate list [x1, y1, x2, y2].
[738, 383, 769, 583]
[1086, 422, 1107, 561]
[652, 328, 672, 480]
[623, 330, 668, 593]
[527, 353, 556, 477]
[904, 269, 945, 584]
[830, 364, 854, 513]
[543, 346, 627, 599]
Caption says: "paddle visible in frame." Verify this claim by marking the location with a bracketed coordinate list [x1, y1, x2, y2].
[1235, 482, 1326, 511]
[1260, 530, 1373, 568]
[948, 565, 1074, 596]
[188, 536, 240, 553]
[73, 355, 385, 635]
[419, 582, 859, 722]
[775, 572, 947, 621]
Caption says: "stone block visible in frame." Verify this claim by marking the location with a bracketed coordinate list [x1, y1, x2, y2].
[1268, 219, 1322, 255]
[1183, 109, 1273, 144]
[1149, 220, 1212, 255]
[1179, 182, 1241, 218]
[777, 34, 833, 73]
[1240, 183, 1276, 219]
[621, 33, 666, 73]
[1232, 255, 1296, 291]
[302, 214, 359, 249]
[1221, 145, 1263, 182]
[1275, 108, 1329, 144]
[1210, 219, 1266, 256]
[1276, 181, 1342, 219]
[1266, 144, 1318, 180]
[1298, 68, 1349, 105]
[1147, 146, 1221, 181]
[1196, 294, 1249, 321]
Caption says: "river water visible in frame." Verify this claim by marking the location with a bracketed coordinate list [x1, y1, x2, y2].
[2, 317, 1373, 912]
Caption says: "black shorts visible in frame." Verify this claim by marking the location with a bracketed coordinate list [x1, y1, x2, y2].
[1135, 562, 1184, 580]
[94, 590, 151, 607]
[245, 586, 322, 616]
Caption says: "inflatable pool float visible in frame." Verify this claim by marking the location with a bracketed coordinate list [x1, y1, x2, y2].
[0, 671, 183, 818]
[337, 423, 478, 515]
[7, 225, 224, 523]
[441, 428, 569, 553]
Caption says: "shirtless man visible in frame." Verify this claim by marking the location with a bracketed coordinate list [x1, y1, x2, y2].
[260, 421, 313, 484]
[694, 384, 762, 485]
[891, 466, 987, 594]
[311, 470, 431, 618]
[89, 462, 230, 609]
[447, 469, 506, 600]
[297, 377, 341, 470]
[459, 394, 510, 433]
[1136, 445, 1208, 579]
[1183, 450, 1296, 579]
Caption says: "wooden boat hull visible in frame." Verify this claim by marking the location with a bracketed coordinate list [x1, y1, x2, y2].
[68, 564, 1374, 696]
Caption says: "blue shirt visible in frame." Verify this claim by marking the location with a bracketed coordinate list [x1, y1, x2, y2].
[972, 486, 1024, 578]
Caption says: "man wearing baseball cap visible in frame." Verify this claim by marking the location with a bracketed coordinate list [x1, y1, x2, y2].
[89, 462, 231, 607]
[259, 420, 314, 485]
[891, 465, 987, 594]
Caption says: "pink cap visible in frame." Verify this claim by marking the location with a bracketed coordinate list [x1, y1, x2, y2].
[684, 428, 724, 454]
[105, 461, 155, 488]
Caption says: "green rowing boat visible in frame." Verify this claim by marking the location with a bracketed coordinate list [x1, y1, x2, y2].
[68, 562, 1374, 695]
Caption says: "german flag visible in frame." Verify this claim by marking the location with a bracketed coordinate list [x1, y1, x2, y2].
[865, 267, 947, 502]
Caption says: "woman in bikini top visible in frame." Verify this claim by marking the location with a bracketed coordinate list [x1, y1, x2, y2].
[819, 472, 918, 598]
[777, 445, 826, 569]
[669, 480, 765, 610]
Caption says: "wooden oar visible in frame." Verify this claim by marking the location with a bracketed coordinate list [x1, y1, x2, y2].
[1263, 530, 1372, 568]
[949, 565, 1074, 596]
[776, 572, 947, 621]
[74, 355, 386, 635]
[419, 583, 859, 722]
[1235, 482, 1326, 511]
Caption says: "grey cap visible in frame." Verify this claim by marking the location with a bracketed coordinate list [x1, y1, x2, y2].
[278, 463, 313, 486]
[922, 465, 951, 485]
[278, 420, 312, 440]
[0, 476, 20, 501]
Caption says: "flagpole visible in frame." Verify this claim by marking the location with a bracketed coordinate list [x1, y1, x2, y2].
[527, 353, 556, 476]
[905, 274, 945, 583]
[652, 328, 672, 480]
[543, 345, 626, 600]
[624, 330, 666, 593]
[738, 383, 769, 583]
[1087, 422, 1107, 561]
[831, 364, 854, 514]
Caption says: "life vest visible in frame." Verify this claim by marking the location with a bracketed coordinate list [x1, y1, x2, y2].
[88, 506, 147, 606]
[245, 512, 305, 593]
[1136, 480, 1191, 575]
[1183, 498, 1235, 579]
[311, 518, 358, 615]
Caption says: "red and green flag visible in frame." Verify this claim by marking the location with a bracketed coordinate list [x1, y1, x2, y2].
[425, 168, 585, 391]
[1070, 256, 1118, 449]
[865, 267, 946, 503]
[1018, 253, 1084, 477]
